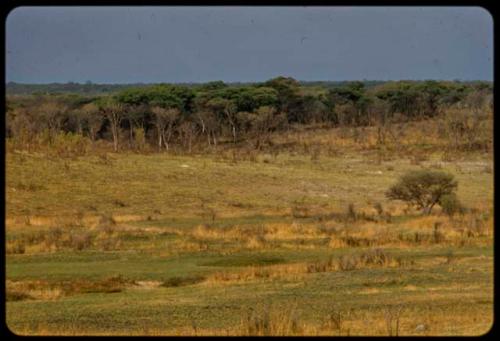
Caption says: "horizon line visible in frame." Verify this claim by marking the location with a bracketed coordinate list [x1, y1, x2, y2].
[6, 79, 494, 85]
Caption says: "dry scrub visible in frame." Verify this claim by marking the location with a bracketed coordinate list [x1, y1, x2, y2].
[203, 248, 404, 285]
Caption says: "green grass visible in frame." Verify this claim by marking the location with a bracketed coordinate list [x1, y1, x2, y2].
[5, 149, 493, 335]
[7, 249, 493, 335]
[7, 150, 493, 217]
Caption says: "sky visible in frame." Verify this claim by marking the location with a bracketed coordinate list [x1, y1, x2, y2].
[5, 6, 493, 84]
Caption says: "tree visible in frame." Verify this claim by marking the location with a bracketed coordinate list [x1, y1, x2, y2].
[97, 97, 125, 152]
[302, 95, 328, 124]
[374, 82, 422, 120]
[242, 106, 286, 149]
[124, 104, 150, 149]
[178, 119, 196, 153]
[439, 193, 464, 217]
[151, 106, 180, 151]
[199, 80, 227, 91]
[37, 100, 68, 143]
[197, 110, 220, 147]
[367, 97, 392, 153]
[206, 97, 238, 143]
[327, 82, 370, 126]
[7, 106, 39, 148]
[59, 95, 91, 135]
[386, 170, 458, 214]
[264, 76, 304, 124]
[417, 81, 448, 118]
[80, 102, 103, 142]
[234, 86, 279, 112]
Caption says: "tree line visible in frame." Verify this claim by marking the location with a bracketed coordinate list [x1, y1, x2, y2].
[6, 77, 493, 153]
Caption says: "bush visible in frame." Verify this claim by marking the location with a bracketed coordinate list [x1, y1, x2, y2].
[6, 240, 26, 254]
[69, 232, 93, 251]
[439, 193, 464, 216]
[133, 127, 147, 151]
[346, 203, 357, 221]
[97, 237, 120, 251]
[374, 202, 384, 216]
[6, 291, 32, 302]
[162, 275, 205, 288]
[51, 132, 91, 157]
[386, 170, 458, 214]
[44, 227, 63, 249]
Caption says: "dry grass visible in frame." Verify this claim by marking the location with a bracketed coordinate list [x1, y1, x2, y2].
[6, 203, 492, 257]
[11, 299, 492, 336]
[203, 248, 402, 285]
[5, 124, 492, 336]
[6, 275, 134, 302]
[239, 304, 304, 336]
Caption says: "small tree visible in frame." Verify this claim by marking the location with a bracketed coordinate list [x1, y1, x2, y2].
[97, 98, 125, 152]
[152, 106, 180, 151]
[80, 102, 103, 142]
[439, 193, 464, 217]
[386, 170, 458, 215]
[37, 100, 68, 144]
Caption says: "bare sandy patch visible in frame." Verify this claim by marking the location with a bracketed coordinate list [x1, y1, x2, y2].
[134, 280, 163, 289]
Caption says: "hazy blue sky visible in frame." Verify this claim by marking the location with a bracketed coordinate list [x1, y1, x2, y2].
[6, 6, 493, 83]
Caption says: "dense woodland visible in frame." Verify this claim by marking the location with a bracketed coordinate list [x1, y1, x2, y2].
[5, 77, 493, 154]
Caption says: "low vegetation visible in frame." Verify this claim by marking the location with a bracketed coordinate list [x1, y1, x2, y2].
[386, 170, 459, 214]
[5, 78, 493, 336]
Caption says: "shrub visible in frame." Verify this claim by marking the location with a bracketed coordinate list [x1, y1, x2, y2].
[346, 203, 357, 221]
[241, 305, 302, 336]
[133, 127, 147, 151]
[374, 202, 384, 216]
[162, 275, 205, 288]
[70, 275, 130, 294]
[386, 170, 458, 214]
[51, 132, 91, 158]
[6, 291, 32, 302]
[439, 193, 464, 217]
[44, 227, 63, 249]
[69, 232, 93, 251]
[6, 240, 26, 254]
[97, 237, 120, 251]
[338, 255, 358, 271]
[359, 248, 393, 266]
[384, 305, 404, 336]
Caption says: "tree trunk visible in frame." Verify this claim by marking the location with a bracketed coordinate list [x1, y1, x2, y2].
[164, 131, 169, 151]
[165, 126, 173, 151]
[158, 130, 162, 151]
[77, 119, 83, 136]
[111, 120, 119, 152]
[112, 130, 118, 152]
[423, 202, 437, 215]
[198, 114, 206, 134]
[129, 123, 134, 149]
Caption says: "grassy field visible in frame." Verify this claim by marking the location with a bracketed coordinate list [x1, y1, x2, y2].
[5, 127, 494, 336]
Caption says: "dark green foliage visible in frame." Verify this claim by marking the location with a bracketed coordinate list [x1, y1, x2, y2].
[115, 84, 193, 112]
[328, 82, 365, 105]
[201, 256, 285, 267]
[439, 193, 464, 216]
[161, 275, 206, 287]
[5, 78, 492, 153]
[386, 170, 458, 214]
[6, 291, 32, 302]
[234, 87, 279, 112]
